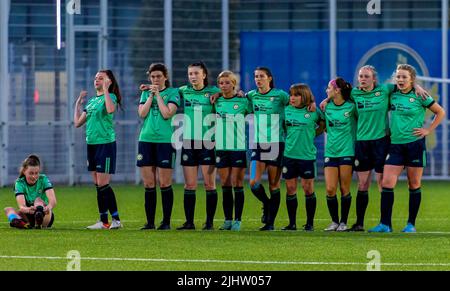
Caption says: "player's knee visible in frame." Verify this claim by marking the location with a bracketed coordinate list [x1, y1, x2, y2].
[408, 180, 421, 190]
[326, 186, 337, 195]
[286, 183, 297, 194]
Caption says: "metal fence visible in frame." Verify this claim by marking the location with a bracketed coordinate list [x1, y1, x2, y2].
[0, 0, 448, 185]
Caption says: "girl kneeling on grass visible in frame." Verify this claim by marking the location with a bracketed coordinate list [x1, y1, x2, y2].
[4, 155, 57, 229]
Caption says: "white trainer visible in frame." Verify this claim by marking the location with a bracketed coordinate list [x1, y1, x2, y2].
[324, 221, 339, 231]
[336, 222, 348, 232]
[109, 219, 123, 229]
[86, 221, 109, 230]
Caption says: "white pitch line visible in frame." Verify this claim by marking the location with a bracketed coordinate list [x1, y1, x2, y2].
[0, 255, 449, 267]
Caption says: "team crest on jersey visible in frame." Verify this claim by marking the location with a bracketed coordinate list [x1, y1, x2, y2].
[270, 97, 275, 101]
[375, 92, 381, 96]
[409, 98, 415, 103]
[204, 93, 210, 98]
[304, 113, 311, 119]
[233, 104, 239, 110]
[183, 154, 188, 161]
[282, 167, 288, 174]
[137, 154, 143, 161]
[344, 112, 351, 118]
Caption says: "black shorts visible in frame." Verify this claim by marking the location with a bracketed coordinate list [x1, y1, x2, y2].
[181, 140, 216, 166]
[385, 139, 427, 168]
[282, 157, 316, 179]
[250, 142, 284, 167]
[24, 212, 55, 228]
[324, 156, 354, 168]
[87, 142, 116, 174]
[216, 151, 247, 168]
[355, 136, 390, 173]
[136, 142, 176, 169]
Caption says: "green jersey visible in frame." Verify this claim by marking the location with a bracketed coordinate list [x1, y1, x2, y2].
[214, 95, 251, 151]
[351, 83, 395, 141]
[246, 88, 289, 143]
[84, 93, 117, 145]
[179, 85, 220, 141]
[284, 105, 321, 160]
[138, 88, 180, 143]
[14, 174, 53, 206]
[319, 100, 357, 158]
[389, 88, 435, 144]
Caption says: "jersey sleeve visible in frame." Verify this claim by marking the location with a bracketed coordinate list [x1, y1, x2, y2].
[384, 83, 396, 94]
[14, 180, 25, 197]
[140, 90, 149, 105]
[281, 90, 290, 105]
[168, 89, 181, 107]
[42, 175, 53, 191]
[421, 95, 435, 108]
[108, 93, 118, 104]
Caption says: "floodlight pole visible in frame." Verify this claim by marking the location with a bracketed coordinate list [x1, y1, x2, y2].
[329, 0, 337, 79]
[66, 1, 76, 185]
[442, 0, 448, 177]
[0, 0, 10, 187]
[222, 0, 229, 70]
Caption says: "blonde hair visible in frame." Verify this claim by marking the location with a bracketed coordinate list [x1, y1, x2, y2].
[289, 83, 315, 106]
[19, 154, 41, 178]
[217, 70, 238, 93]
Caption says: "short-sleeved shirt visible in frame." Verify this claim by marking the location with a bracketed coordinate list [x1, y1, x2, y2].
[319, 100, 357, 158]
[351, 84, 395, 141]
[246, 88, 290, 143]
[389, 88, 435, 144]
[138, 88, 180, 143]
[284, 105, 321, 160]
[179, 85, 221, 141]
[214, 95, 251, 151]
[14, 174, 53, 206]
[84, 93, 117, 145]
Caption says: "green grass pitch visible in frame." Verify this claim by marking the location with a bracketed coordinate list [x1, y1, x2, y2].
[1, 181, 449, 271]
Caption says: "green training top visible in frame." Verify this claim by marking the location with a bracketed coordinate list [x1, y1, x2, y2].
[319, 100, 357, 158]
[389, 88, 435, 144]
[284, 105, 321, 160]
[351, 83, 395, 141]
[179, 85, 220, 141]
[246, 88, 289, 143]
[214, 95, 251, 151]
[84, 93, 117, 145]
[14, 174, 53, 206]
[138, 88, 180, 143]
